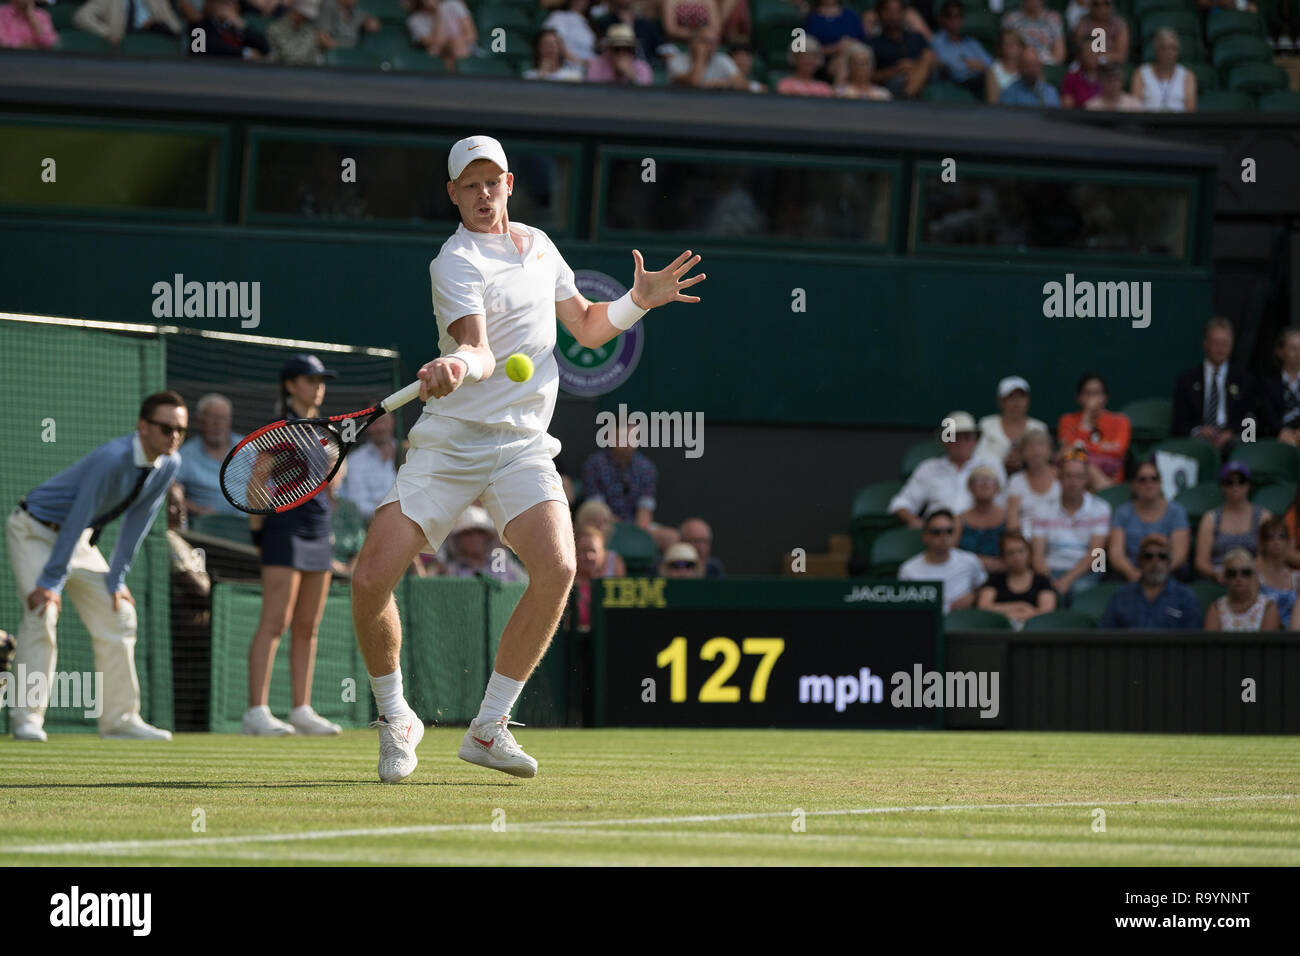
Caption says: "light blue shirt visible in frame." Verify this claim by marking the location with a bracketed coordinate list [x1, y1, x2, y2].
[177, 434, 243, 515]
[930, 32, 992, 84]
[125, 0, 151, 31]
[1000, 78, 1061, 106]
[25, 433, 180, 595]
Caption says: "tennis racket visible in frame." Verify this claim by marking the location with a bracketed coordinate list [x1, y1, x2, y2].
[219, 380, 423, 515]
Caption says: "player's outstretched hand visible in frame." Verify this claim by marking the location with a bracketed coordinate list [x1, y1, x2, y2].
[630, 249, 705, 310]
[419, 356, 466, 401]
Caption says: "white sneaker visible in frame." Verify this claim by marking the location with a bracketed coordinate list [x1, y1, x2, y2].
[370, 712, 424, 783]
[289, 706, 342, 736]
[458, 715, 538, 778]
[102, 715, 173, 741]
[13, 719, 47, 742]
[242, 705, 296, 736]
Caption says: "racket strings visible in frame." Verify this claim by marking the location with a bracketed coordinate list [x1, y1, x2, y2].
[222, 421, 341, 512]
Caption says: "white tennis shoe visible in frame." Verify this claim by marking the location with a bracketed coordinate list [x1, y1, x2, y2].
[458, 715, 538, 778]
[371, 713, 424, 783]
[13, 718, 47, 742]
[242, 705, 295, 736]
[289, 706, 342, 736]
[102, 715, 173, 741]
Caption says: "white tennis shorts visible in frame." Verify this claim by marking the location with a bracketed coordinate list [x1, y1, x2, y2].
[380, 412, 566, 551]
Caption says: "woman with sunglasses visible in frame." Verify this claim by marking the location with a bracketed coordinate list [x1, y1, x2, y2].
[1107, 458, 1189, 582]
[957, 465, 1007, 573]
[1204, 548, 1279, 631]
[1255, 517, 1299, 628]
[1195, 462, 1271, 585]
[243, 354, 343, 736]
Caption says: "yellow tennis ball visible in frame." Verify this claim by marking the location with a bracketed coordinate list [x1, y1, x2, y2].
[505, 353, 534, 383]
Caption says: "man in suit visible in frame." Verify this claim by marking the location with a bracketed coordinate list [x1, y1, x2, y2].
[73, 0, 182, 46]
[1171, 317, 1257, 456]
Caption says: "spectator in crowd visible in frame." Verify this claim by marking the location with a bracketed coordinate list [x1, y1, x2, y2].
[1029, 449, 1111, 598]
[1072, 0, 1128, 63]
[998, 45, 1062, 105]
[1107, 458, 1190, 582]
[1172, 317, 1256, 454]
[1060, 40, 1101, 108]
[1057, 372, 1130, 489]
[929, 0, 991, 98]
[268, 0, 324, 64]
[592, 0, 666, 67]
[337, 410, 397, 522]
[1256, 517, 1299, 628]
[569, 523, 610, 632]
[977, 529, 1057, 626]
[660, 541, 705, 578]
[1005, 429, 1059, 534]
[407, 0, 475, 69]
[832, 40, 892, 98]
[1195, 462, 1270, 583]
[667, 24, 745, 88]
[1099, 532, 1203, 629]
[1205, 548, 1279, 631]
[662, 0, 718, 44]
[957, 466, 1007, 573]
[177, 393, 243, 517]
[580, 423, 680, 552]
[869, 0, 935, 98]
[889, 411, 1007, 528]
[976, 375, 1047, 475]
[1131, 28, 1196, 112]
[0, 0, 57, 48]
[729, 41, 769, 91]
[587, 22, 653, 82]
[524, 27, 585, 79]
[1002, 0, 1063, 64]
[573, 498, 627, 576]
[1260, 327, 1300, 445]
[862, 0, 934, 40]
[899, 508, 988, 612]
[440, 506, 528, 582]
[189, 0, 269, 56]
[1062, 0, 1089, 32]
[778, 35, 835, 95]
[545, 0, 598, 64]
[804, 0, 868, 76]
[679, 517, 725, 577]
[1085, 60, 1141, 110]
[715, 0, 751, 45]
[984, 27, 1023, 102]
[317, 0, 378, 49]
[1197, 0, 1258, 14]
[74, 0, 181, 45]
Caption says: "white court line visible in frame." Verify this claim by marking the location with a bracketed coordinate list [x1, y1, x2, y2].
[5, 793, 1296, 856]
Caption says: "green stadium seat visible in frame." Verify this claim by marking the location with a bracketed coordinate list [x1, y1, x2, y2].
[119, 31, 184, 57]
[388, 50, 447, 72]
[1205, 9, 1264, 42]
[900, 440, 946, 480]
[944, 607, 1013, 630]
[1133, 0, 1190, 17]
[325, 46, 384, 67]
[851, 480, 905, 521]
[455, 55, 519, 77]
[1190, 579, 1226, 612]
[1173, 481, 1224, 526]
[754, 0, 803, 27]
[923, 81, 979, 102]
[1042, 62, 1065, 90]
[1226, 61, 1290, 94]
[362, 26, 416, 58]
[759, 24, 801, 67]
[55, 29, 116, 54]
[609, 522, 657, 576]
[1212, 32, 1273, 72]
[244, 13, 269, 36]
[1197, 89, 1254, 110]
[1097, 483, 1133, 511]
[366, 0, 409, 22]
[1121, 397, 1173, 443]
[1228, 440, 1299, 487]
[1068, 581, 1122, 623]
[486, 27, 534, 64]
[1256, 90, 1300, 111]
[962, 9, 1001, 50]
[1140, 10, 1200, 43]
[1143, 32, 1204, 64]
[477, 4, 533, 33]
[1152, 437, 1220, 490]
[1021, 609, 1096, 631]
[868, 527, 923, 576]
[1188, 60, 1216, 91]
[51, 2, 79, 29]
[1250, 481, 1296, 517]
[190, 513, 253, 543]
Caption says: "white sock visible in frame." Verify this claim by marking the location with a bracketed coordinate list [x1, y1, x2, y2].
[369, 668, 415, 720]
[476, 671, 525, 724]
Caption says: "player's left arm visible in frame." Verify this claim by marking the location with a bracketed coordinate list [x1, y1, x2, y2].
[557, 249, 705, 350]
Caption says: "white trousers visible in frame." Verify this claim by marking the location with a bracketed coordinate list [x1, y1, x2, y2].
[5, 506, 143, 733]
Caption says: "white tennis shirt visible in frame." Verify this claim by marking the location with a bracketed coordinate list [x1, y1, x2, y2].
[426, 220, 580, 433]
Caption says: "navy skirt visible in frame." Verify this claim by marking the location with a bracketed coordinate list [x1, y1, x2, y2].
[260, 521, 333, 572]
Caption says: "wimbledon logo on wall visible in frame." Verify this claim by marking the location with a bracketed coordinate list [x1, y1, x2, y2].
[555, 269, 644, 397]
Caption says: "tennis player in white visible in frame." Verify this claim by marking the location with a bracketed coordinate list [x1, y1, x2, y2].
[351, 134, 705, 782]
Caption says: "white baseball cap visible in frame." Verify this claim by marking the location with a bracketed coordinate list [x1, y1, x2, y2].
[447, 135, 509, 181]
[997, 375, 1031, 399]
[944, 410, 979, 434]
[450, 505, 495, 537]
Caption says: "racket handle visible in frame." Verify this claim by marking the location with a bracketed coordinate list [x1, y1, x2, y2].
[381, 380, 424, 412]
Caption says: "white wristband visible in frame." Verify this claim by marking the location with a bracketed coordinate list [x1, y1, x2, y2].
[607, 290, 647, 331]
[449, 349, 483, 384]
